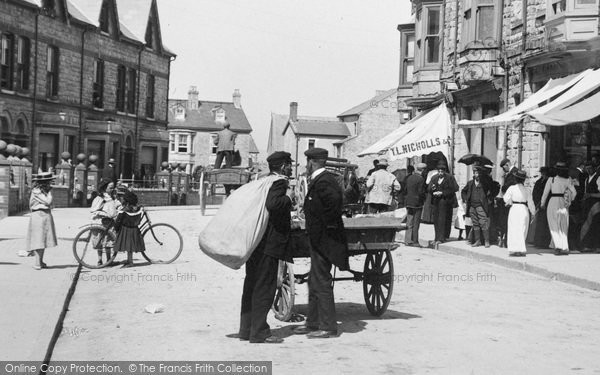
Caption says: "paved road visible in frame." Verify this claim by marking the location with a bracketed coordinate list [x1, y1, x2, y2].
[48, 209, 600, 375]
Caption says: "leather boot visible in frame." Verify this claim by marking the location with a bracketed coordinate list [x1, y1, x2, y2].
[483, 230, 490, 248]
[471, 230, 481, 247]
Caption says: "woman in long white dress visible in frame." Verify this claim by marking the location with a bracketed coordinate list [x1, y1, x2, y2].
[503, 170, 536, 256]
[540, 162, 577, 255]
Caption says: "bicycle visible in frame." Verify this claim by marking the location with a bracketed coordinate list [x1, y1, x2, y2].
[72, 207, 183, 269]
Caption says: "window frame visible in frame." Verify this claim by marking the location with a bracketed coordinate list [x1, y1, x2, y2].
[126, 67, 137, 114]
[1, 33, 15, 90]
[177, 134, 188, 153]
[116, 65, 126, 112]
[46, 45, 59, 98]
[399, 30, 415, 85]
[461, 0, 499, 48]
[145, 74, 155, 118]
[424, 5, 441, 65]
[93, 59, 104, 108]
[16, 36, 30, 91]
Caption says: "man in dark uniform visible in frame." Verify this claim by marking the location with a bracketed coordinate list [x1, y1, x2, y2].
[235, 151, 295, 344]
[462, 164, 492, 247]
[404, 163, 426, 246]
[293, 147, 349, 339]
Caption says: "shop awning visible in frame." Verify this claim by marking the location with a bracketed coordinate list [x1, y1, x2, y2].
[457, 69, 592, 128]
[528, 89, 600, 126]
[358, 103, 452, 160]
[527, 68, 600, 119]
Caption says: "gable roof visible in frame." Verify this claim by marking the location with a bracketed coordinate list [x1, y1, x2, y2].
[285, 116, 350, 137]
[68, 0, 175, 55]
[167, 100, 253, 133]
[338, 88, 397, 117]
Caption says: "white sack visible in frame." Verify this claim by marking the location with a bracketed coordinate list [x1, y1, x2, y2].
[198, 175, 284, 269]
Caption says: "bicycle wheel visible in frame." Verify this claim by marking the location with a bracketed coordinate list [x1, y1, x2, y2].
[73, 225, 118, 269]
[141, 223, 183, 264]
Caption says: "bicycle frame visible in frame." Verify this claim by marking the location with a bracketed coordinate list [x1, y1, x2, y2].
[139, 209, 165, 246]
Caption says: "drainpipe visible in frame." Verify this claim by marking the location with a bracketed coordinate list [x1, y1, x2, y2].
[30, 11, 39, 172]
[165, 55, 175, 165]
[449, 0, 460, 175]
[500, 0, 509, 163]
[295, 134, 299, 180]
[517, 0, 528, 168]
[78, 28, 90, 157]
[134, 46, 143, 175]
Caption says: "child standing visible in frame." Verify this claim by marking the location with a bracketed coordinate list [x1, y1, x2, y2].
[91, 180, 118, 265]
[114, 191, 145, 268]
[26, 172, 57, 270]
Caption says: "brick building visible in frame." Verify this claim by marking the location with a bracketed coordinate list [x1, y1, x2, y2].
[399, 0, 600, 187]
[0, 0, 174, 180]
[336, 89, 406, 176]
[167, 87, 259, 174]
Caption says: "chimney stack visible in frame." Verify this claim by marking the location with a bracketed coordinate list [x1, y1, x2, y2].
[289, 102, 298, 122]
[232, 89, 242, 109]
[187, 86, 199, 110]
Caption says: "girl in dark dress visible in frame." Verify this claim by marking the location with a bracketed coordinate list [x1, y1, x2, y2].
[114, 191, 145, 268]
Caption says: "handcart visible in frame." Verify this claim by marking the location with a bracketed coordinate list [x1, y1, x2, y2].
[272, 216, 406, 321]
[198, 168, 255, 215]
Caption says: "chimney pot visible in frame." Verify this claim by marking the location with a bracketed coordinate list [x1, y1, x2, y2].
[233, 89, 242, 109]
[289, 102, 298, 122]
[188, 86, 199, 110]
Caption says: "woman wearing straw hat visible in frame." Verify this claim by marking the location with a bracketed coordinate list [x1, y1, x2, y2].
[503, 170, 535, 256]
[541, 162, 577, 255]
[26, 172, 58, 269]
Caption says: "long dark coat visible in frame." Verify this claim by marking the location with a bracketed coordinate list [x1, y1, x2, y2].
[304, 171, 349, 270]
[254, 177, 293, 261]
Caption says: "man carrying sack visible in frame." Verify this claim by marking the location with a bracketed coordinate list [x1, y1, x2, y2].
[293, 147, 349, 339]
[233, 151, 295, 344]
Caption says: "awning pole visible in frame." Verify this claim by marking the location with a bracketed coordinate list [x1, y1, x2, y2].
[517, 119, 524, 168]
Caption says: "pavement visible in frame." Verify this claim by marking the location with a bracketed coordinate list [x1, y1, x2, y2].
[1, 205, 600, 365]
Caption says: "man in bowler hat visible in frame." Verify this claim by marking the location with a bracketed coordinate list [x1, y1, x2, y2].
[234, 151, 295, 344]
[293, 147, 348, 338]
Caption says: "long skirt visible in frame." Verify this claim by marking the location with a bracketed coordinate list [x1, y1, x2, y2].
[507, 204, 529, 254]
[547, 196, 569, 251]
[26, 210, 57, 251]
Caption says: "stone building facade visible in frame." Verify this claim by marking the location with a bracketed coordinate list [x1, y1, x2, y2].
[0, 0, 174, 180]
[402, 0, 600, 187]
[337, 89, 405, 176]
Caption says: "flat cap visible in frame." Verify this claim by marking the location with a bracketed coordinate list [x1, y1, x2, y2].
[304, 147, 328, 160]
[500, 158, 511, 167]
[266, 151, 293, 166]
[378, 158, 389, 166]
[416, 162, 427, 170]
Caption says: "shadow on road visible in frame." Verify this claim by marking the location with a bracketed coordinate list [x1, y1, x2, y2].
[273, 302, 421, 338]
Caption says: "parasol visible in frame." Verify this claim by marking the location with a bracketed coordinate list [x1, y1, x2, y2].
[458, 154, 493, 166]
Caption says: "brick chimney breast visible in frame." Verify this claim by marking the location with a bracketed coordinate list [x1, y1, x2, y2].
[188, 86, 199, 110]
[290, 102, 298, 122]
[233, 89, 242, 109]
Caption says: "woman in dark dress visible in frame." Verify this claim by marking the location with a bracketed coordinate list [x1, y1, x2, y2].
[532, 167, 551, 248]
[114, 191, 145, 268]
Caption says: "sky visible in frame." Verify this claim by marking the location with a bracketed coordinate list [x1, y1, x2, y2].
[156, 0, 413, 157]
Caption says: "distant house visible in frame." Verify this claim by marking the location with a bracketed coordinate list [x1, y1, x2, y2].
[167, 87, 259, 174]
[336, 89, 405, 176]
[280, 102, 350, 177]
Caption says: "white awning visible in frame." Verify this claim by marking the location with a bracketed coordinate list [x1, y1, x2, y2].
[358, 104, 452, 160]
[528, 89, 600, 126]
[457, 69, 592, 128]
[528, 68, 600, 118]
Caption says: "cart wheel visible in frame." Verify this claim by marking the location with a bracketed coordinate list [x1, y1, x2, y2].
[272, 261, 295, 321]
[363, 249, 394, 316]
[199, 171, 206, 216]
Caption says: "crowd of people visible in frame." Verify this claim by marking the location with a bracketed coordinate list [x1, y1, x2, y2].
[357, 154, 600, 256]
